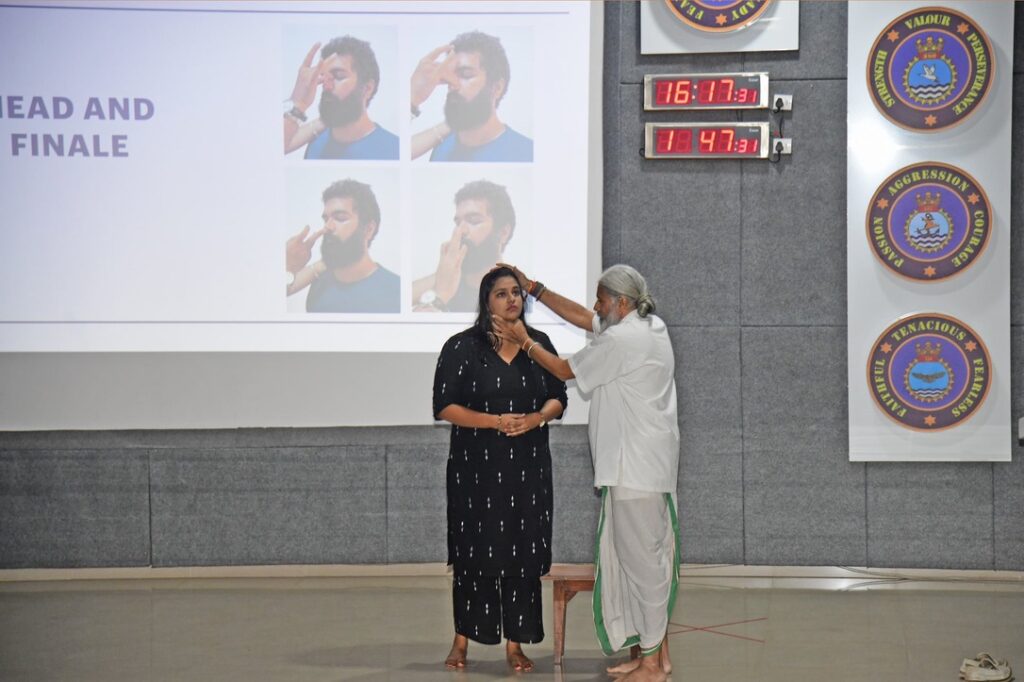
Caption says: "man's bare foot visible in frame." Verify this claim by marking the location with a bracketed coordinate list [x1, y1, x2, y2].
[444, 634, 468, 669]
[506, 641, 534, 672]
[606, 646, 640, 675]
[607, 640, 671, 675]
[607, 658, 642, 674]
[618, 654, 667, 682]
[660, 636, 672, 674]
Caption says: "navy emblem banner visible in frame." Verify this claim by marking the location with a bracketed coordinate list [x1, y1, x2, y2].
[847, 1, 1012, 461]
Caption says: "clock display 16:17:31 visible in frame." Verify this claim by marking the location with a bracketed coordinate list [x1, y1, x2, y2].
[644, 73, 768, 111]
[655, 78, 758, 106]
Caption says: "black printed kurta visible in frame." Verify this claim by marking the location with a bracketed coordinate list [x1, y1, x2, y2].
[433, 329, 568, 578]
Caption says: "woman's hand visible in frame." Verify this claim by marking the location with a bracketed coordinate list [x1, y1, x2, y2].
[497, 412, 542, 437]
[496, 412, 525, 436]
[492, 317, 530, 348]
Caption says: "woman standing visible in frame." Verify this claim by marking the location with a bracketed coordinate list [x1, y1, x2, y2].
[432, 267, 567, 672]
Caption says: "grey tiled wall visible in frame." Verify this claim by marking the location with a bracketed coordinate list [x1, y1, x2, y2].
[1, 3, 1022, 571]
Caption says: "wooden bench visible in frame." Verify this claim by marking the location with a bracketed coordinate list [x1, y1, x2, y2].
[543, 564, 596, 665]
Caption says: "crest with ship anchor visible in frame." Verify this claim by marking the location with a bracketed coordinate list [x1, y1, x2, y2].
[865, 162, 991, 281]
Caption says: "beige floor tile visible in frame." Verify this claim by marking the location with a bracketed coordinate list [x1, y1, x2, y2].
[1, 574, 1022, 681]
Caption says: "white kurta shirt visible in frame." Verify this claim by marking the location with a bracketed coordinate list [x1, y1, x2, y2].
[568, 311, 680, 493]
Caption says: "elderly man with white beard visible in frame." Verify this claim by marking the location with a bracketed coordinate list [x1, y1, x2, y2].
[493, 263, 680, 682]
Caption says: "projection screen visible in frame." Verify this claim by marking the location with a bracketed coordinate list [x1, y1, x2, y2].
[0, 0, 603, 428]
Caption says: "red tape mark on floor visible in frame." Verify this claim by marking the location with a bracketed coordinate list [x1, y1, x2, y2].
[667, 617, 767, 644]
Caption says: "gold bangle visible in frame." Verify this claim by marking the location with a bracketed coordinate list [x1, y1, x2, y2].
[526, 341, 540, 357]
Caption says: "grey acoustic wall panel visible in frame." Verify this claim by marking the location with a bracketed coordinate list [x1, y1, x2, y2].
[743, 1, 847, 80]
[0, 449, 149, 568]
[551, 440, 600, 563]
[387, 444, 448, 564]
[867, 463, 993, 569]
[673, 327, 744, 563]
[743, 327, 865, 565]
[741, 79, 847, 327]
[1012, 74, 1023, 327]
[150, 446, 386, 566]
[994, 328, 1024, 570]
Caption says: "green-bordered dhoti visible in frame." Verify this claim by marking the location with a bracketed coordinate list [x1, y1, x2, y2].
[593, 486, 680, 657]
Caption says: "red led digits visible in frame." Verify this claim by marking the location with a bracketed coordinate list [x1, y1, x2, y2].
[647, 124, 764, 158]
[654, 128, 693, 154]
[674, 82, 692, 105]
[646, 73, 766, 110]
[655, 80, 692, 106]
[696, 128, 712, 151]
[696, 79, 714, 104]
[696, 79, 736, 104]
[697, 128, 754, 155]
[654, 81, 673, 106]
[736, 138, 759, 154]
[699, 128, 733, 153]
[654, 128, 673, 154]
[717, 128, 734, 153]
[720, 78, 734, 103]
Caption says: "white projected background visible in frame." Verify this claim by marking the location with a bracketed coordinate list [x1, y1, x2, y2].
[0, 1, 602, 429]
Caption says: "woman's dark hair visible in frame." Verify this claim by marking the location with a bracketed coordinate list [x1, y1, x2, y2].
[472, 266, 532, 350]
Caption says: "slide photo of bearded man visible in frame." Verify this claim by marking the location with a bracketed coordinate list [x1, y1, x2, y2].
[409, 27, 533, 163]
[411, 170, 531, 313]
[285, 168, 400, 314]
[282, 26, 399, 160]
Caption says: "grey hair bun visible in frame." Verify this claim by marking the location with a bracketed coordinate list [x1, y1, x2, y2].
[636, 292, 656, 318]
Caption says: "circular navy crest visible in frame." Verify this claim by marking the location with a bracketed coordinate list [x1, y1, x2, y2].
[866, 162, 991, 281]
[866, 7, 994, 132]
[868, 313, 991, 431]
[665, 0, 774, 33]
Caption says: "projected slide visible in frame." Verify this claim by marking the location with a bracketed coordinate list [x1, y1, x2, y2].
[0, 1, 594, 353]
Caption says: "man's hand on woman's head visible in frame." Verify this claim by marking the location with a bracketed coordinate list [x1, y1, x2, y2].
[495, 263, 531, 291]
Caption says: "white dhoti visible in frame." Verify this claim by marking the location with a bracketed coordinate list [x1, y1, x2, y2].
[593, 485, 679, 656]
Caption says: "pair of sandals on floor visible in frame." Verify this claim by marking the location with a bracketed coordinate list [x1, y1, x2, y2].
[961, 652, 1013, 682]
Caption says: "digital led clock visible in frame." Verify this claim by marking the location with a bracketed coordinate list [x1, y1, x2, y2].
[644, 122, 771, 159]
[644, 72, 769, 110]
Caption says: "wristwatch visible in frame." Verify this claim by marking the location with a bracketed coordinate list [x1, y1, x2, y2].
[283, 99, 306, 122]
[418, 289, 448, 311]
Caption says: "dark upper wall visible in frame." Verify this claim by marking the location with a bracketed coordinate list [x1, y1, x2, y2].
[1, 2, 1022, 571]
